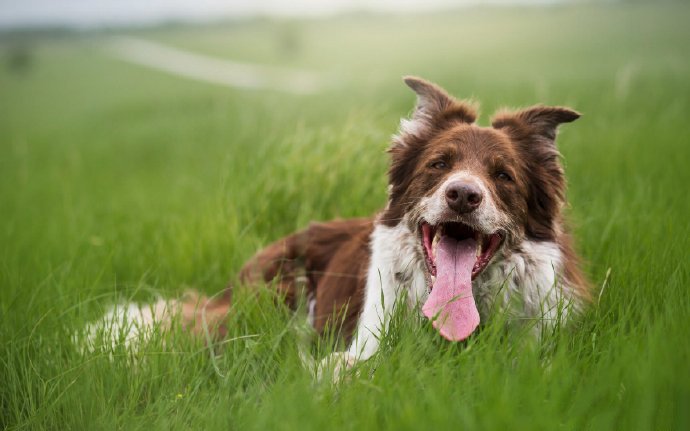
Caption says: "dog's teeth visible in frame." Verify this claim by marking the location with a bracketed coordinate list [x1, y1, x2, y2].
[431, 275, 436, 284]
[476, 235, 484, 257]
[432, 230, 440, 259]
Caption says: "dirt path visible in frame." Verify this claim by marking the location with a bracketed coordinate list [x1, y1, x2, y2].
[108, 36, 323, 95]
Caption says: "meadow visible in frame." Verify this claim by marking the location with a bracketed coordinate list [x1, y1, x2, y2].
[1, 3, 689, 429]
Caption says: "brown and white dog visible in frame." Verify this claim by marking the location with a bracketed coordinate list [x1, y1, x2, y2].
[84, 77, 590, 373]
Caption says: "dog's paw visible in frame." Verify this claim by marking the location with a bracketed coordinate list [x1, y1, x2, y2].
[316, 352, 357, 383]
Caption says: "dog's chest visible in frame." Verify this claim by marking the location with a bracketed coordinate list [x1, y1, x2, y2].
[369, 222, 429, 305]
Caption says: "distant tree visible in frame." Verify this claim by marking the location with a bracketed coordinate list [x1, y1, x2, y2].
[6, 43, 33, 75]
[276, 22, 302, 60]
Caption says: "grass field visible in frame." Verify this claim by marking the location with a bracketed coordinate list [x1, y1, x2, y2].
[1, 3, 689, 430]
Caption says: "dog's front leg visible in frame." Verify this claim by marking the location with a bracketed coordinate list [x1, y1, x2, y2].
[318, 270, 397, 381]
[346, 264, 398, 362]
[319, 234, 400, 381]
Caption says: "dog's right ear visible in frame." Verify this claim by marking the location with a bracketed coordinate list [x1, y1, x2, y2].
[397, 76, 477, 140]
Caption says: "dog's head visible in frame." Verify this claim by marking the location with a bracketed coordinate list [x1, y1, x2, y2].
[381, 77, 580, 340]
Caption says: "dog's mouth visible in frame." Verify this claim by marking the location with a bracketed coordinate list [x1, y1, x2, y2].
[420, 221, 503, 282]
[418, 220, 503, 342]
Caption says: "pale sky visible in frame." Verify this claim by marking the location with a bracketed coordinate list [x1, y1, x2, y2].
[0, 0, 568, 29]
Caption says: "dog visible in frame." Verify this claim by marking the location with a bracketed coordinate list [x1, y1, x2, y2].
[83, 77, 590, 376]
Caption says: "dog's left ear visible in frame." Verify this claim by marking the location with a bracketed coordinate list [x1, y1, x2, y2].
[491, 105, 580, 240]
[491, 105, 580, 142]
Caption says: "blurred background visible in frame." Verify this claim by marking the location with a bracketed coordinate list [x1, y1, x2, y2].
[1, 0, 688, 270]
[1, 0, 580, 28]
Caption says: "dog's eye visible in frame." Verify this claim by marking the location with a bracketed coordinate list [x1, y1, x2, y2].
[496, 172, 513, 182]
[430, 161, 448, 170]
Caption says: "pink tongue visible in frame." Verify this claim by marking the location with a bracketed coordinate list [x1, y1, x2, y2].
[422, 236, 480, 341]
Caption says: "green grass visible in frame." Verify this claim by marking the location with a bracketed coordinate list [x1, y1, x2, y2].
[1, 3, 689, 429]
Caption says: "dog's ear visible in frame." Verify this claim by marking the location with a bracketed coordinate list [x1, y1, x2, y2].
[491, 105, 580, 240]
[404, 76, 477, 124]
[396, 76, 477, 140]
[491, 105, 580, 141]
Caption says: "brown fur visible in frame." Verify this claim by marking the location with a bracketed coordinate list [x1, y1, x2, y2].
[178, 219, 373, 342]
[231, 219, 373, 340]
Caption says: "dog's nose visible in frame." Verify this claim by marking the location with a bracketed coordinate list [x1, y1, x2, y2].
[445, 181, 483, 214]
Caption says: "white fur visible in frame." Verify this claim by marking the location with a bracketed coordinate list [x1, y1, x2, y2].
[336, 225, 575, 376]
[78, 299, 178, 354]
[398, 117, 426, 139]
[307, 296, 317, 328]
[475, 240, 575, 331]
[392, 105, 435, 147]
[346, 219, 425, 361]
